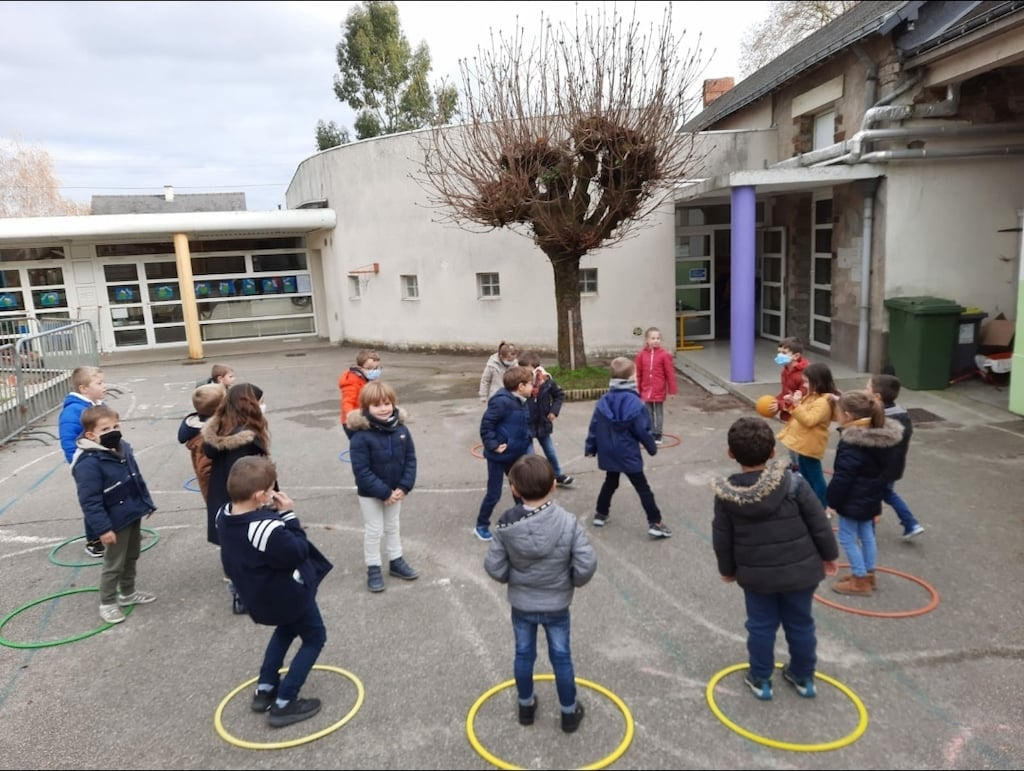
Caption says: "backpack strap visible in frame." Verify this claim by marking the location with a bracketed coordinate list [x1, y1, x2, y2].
[787, 470, 802, 499]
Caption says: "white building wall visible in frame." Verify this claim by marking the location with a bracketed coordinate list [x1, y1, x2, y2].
[884, 158, 1024, 318]
[287, 131, 677, 356]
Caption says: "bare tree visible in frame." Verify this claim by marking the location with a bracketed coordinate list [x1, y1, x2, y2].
[0, 137, 88, 217]
[739, 1, 860, 77]
[415, 4, 704, 368]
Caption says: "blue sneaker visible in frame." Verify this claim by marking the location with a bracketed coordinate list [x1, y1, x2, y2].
[902, 523, 925, 540]
[782, 667, 816, 698]
[474, 526, 493, 542]
[744, 672, 773, 700]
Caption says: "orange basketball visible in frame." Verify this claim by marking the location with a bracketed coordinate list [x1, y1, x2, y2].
[755, 394, 777, 418]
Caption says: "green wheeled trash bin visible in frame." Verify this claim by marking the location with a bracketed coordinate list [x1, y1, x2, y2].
[884, 296, 964, 390]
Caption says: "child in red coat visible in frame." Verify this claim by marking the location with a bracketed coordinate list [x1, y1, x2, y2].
[635, 327, 677, 444]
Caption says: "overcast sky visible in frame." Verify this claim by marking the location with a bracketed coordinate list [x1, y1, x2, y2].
[0, 1, 769, 212]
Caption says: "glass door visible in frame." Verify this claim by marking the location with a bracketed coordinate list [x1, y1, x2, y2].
[103, 263, 150, 347]
[758, 227, 786, 341]
[675, 232, 714, 342]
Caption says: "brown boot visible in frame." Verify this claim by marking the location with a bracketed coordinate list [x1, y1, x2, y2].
[866, 570, 876, 590]
[832, 574, 873, 595]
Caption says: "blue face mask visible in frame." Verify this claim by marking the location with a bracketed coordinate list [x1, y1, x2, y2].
[366, 368, 382, 381]
[774, 353, 792, 366]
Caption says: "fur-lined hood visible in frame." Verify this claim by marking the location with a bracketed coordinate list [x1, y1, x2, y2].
[711, 459, 789, 508]
[346, 406, 409, 432]
[200, 414, 259, 451]
[838, 417, 904, 449]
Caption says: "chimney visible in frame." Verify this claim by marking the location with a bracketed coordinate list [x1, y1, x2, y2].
[164, 185, 174, 202]
[703, 77, 735, 107]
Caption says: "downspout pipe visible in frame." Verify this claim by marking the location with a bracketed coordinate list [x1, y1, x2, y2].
[859, 145, 1024, 162]
[857, 179, 880, 373]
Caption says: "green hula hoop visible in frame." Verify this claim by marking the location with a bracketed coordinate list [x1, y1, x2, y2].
[48, 527, 160, 568]
[0, 587, 134, 649]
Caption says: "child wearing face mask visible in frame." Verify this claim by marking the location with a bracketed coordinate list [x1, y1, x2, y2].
[346, 381, 418, 593]
[772, 337, 809, 424]
[71, 404, 158, 625]
[479, 341, 520, 403]
[339, 349, 382, 437]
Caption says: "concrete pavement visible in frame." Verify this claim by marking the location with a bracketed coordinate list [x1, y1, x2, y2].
[0, 339, 1022, 769]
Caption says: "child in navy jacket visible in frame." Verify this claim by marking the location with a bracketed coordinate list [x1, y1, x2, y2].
[346, 380, 418, 593]
[217, 456, 333, 728]
[585, 357, 671, 538]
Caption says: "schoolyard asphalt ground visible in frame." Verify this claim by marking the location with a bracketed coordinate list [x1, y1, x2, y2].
[0, 339, 1022, 770]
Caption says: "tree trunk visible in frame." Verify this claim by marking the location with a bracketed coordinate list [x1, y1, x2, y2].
[549, 255, 587, 369]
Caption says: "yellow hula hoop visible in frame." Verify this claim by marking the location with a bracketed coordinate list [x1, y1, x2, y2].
[214, 664, 364, 750]
[467, 674, 634, 770]
[706, 662, 868, 752]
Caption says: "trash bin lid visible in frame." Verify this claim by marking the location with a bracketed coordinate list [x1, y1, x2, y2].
[883, 296, 964, 315]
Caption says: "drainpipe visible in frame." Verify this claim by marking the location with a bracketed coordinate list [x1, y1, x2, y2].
[858, 145, 1024, 162]
[857, 179, 880, 373]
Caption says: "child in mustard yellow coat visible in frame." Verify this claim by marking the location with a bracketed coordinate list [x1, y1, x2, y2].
[777, 363, 839, 506]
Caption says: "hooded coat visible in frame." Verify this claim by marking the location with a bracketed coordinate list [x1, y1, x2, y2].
[635, 346, 678, 403]
[484, 500, 597, 613]
[584, 382, 657, 473]
[527, 367, 565, 440]
[712, 462, 837, 594]
[479, 352, 516, 402]
[201, 415, 270, 545]
[479, 389, 532, 464]
[826, 418, 905, 521]
[71, 436, 156, 537]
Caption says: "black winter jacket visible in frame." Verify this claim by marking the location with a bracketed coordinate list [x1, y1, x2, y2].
[826, 418, 904, 521]
[712, 463, 837, 594]
[882, 403, 913, 481]
[201, 416, 270, 545]
[346, 408, 417, 500]
[527, 371, 565, 440]
[217, 506, 332, 626]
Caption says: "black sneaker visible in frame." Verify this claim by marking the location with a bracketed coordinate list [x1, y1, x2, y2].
[561, 702, 585, 733]
[647, 521, 672, 538]
[84, 539, 105, 558]
[518, 696, 537, 726]
[556, 474, 575, 487]
[251, 686, 278, 713]
[268, 697, 321, 728]
[593, 512, 609, 527]
[781, 667, 816, 698]
[367, 565, 385, 592]
[388, 557, 419, 581]
[744, 673, 773, 701]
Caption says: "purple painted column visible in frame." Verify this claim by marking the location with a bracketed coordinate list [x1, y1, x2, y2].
[730, 186, 756, 382]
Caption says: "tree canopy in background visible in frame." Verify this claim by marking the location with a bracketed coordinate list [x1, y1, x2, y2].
[739, 0, 859, 77]
[316, 0, 458, 150]
[416, 5, 704, 368]
[0, 137, 88, 217]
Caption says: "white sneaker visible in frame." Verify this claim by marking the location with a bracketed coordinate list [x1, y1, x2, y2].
[901, 524, 925, 540]
[99, 604, 126, 624]
[117, 590, 157, 606]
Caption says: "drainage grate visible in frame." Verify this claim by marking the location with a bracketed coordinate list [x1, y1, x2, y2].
[284, 352, 306, 358]
[906, 408, 944, 424]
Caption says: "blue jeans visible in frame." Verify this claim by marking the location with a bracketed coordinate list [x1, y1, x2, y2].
[476, 457, 523, 528]
[837, 516, 877, 577]
[743, 586, 817, 681]
[258, 601, 327, 703]
[797, 455, 828, 507]
[511, 608, 577, 712]
[596, 470, 661, 523]
[883, 482, 919, 530]
[533, 434, 563, 477]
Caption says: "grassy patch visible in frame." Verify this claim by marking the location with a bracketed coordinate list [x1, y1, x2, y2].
[546, 365, 610, 391]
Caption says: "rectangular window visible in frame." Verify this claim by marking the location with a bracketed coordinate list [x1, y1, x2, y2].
[477, 272, 500, 298]
[579, 268, 598, 295]
[813, 110, 835, 150]
[401, 274, 419, 300]
[348, 275, 361, 299]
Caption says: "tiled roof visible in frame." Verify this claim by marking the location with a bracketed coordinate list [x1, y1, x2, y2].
[683, 0, 910, 132]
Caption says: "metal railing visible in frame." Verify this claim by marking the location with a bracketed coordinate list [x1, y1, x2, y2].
[1, 319, 100, 447]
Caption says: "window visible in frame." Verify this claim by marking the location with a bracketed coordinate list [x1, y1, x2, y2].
[348, 275, 361, 299]
[579, 268, 598, 295]
[401, 274, 419, 300]
[813, 110, 835, 150]
[477, 272, 500, 298]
